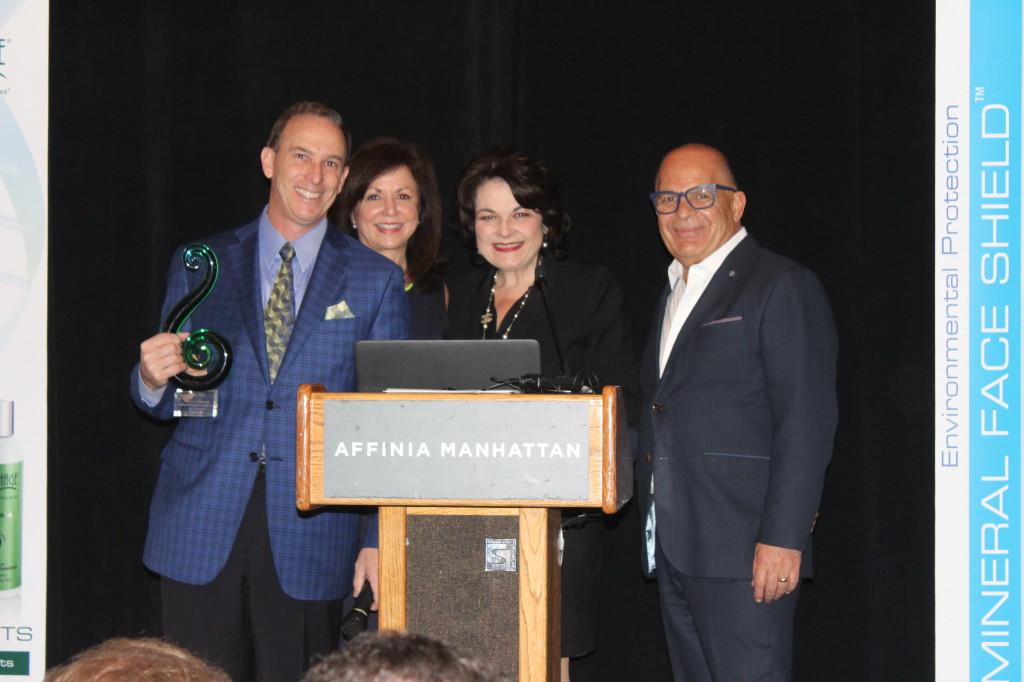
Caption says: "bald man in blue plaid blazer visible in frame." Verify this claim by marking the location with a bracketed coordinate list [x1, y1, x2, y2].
[131, 102, 408, 681]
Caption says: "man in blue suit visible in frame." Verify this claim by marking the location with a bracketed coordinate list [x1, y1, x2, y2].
[636, 144, 837, 681]
[131, 101, 408, 681]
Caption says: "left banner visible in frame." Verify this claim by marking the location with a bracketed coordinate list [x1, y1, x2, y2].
[0, 0, 48, 678]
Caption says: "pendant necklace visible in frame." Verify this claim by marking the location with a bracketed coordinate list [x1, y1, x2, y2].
[481, 270, 532, 339]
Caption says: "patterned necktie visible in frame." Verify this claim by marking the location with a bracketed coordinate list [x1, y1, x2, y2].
[264, 242, 296, 382]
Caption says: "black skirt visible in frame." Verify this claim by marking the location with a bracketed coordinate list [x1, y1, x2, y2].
[560, 511, 605, 657]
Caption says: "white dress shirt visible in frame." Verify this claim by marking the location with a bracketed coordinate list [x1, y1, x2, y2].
[658, 227, 747, 375]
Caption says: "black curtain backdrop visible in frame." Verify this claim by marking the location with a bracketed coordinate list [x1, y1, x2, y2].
[47, 2, 935, 679]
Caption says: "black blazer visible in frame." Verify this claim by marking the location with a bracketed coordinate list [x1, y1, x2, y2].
[447, 259, 640, 423]
[636, 234, 838, 579]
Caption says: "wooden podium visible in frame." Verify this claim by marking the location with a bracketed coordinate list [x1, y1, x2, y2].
[296, 385, 632, 682]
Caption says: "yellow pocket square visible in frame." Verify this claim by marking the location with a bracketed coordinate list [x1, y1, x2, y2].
[324, 301, 355, 320]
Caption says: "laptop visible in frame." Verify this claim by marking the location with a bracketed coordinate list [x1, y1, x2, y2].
[354, 339, 541, 392]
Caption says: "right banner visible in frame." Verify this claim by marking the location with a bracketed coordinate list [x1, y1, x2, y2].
[935, 2, 1023, 680]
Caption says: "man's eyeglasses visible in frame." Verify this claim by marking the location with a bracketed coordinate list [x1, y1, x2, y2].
[649, 184, 737, 214]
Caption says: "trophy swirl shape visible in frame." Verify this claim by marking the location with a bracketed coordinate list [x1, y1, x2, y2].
[160, 244, 233, 390]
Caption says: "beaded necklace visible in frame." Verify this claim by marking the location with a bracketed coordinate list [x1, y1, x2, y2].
[480, 270, 532, 339]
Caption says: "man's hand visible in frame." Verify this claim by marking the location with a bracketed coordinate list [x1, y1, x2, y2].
[139, 332, 191, 390]
[353, 547, 379, 610]
[751, 542, 801, 603]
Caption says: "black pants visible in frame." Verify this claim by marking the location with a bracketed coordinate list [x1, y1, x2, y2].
[161, 474, 343, 682]
[655, 540, 797, 682]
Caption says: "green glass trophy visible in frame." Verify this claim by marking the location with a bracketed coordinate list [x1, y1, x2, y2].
[161, 244, 233, 415]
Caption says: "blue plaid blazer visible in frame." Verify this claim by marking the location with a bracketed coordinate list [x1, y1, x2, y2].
[130, 218, 409, 600]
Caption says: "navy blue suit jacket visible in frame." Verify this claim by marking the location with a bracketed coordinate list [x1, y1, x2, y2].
[636, 234, 837, 580]
[131, 219, 409, 600]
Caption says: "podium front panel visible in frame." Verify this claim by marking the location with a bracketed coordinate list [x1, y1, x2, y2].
[298, 391, 617, 509]
[298, 388, 631, 513]
[406, 513, 520, 681]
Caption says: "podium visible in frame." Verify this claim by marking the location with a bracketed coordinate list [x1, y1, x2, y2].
[296, 385, 632, 682]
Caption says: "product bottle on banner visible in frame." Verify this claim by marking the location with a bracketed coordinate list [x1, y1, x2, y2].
[0, 400, 22, 597]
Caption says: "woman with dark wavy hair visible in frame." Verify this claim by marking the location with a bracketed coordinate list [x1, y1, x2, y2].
[333, 137, 447, 339]
[447, 148, 639, 679]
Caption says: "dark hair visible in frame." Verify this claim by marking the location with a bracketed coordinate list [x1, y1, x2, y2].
[302, 631, 506, 682]
[266, 101, 352, 165]
[455, 148, 571, 263]
[44, 637, 231, 682]
[332, 137, 443, 291]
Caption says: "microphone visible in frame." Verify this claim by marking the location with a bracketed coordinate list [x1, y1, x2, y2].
[513, 261, 598, 394]
[340, 580, 374, 641]
[488, 261, 599, 395]
[534, 262, 571, 378]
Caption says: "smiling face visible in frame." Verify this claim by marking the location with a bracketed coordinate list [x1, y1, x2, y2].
[352, 165, 420, 266]
[655, 145, 746, 269]
[473, 178, 546, 279]
[260, 114, 349, 240]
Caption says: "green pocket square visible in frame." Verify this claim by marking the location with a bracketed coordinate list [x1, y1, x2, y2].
[324, 301, 355, 320]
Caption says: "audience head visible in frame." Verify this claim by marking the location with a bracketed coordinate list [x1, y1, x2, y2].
[44, 637, 230, 682]
[302, 630, 506, 682]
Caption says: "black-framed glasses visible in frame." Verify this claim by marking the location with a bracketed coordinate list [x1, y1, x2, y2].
[649, 184, 737, 214]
